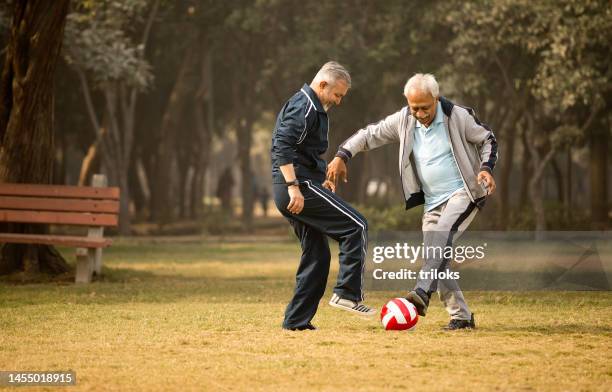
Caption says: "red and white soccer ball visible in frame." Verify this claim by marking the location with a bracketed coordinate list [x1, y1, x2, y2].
[381, 298, 419, 331]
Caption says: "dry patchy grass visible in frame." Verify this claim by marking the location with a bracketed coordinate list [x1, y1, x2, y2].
[0, 238, 610, 391]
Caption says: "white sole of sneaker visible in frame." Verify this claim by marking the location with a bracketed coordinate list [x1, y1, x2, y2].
[328, 301, 377, 317]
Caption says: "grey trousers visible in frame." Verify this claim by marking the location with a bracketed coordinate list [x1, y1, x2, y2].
[415, 189, 478, 320]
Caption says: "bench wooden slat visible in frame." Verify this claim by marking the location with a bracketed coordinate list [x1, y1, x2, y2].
[0, 176, 118, 284]
[0, 196, 119, 213]
[0, 184, 120, 200]
[0, 209, 118, 227]
[0, 233, 111, 248]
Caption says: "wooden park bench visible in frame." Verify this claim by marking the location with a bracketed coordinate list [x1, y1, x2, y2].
[0, 175, 119, 283]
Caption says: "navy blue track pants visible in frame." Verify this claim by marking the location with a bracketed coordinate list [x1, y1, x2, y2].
[273, 180, 368, 329]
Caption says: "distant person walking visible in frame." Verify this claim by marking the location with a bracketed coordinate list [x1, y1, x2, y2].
[216, 167, 234, 216]
[258, 184, 270, 217]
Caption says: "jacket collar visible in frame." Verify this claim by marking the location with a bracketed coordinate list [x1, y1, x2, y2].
[439, 96, 454, 117]
[300, 84, 326, 112]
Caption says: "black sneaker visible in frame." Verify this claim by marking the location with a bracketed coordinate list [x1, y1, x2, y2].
[444, 313, 476, 330]
[405, 289, 429, 316]
[286, 322, 317, 331]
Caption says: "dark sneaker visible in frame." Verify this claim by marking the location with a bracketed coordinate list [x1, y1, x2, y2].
[405, 290, 429, 316]
[328, 293, 377, 317]
[286, 322, 317, 331]
[444, 313, 476, 330]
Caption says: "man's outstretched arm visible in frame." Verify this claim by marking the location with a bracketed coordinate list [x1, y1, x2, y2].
[327, 109, 403, 186]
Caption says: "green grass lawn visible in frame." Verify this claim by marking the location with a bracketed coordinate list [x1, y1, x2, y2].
[1, 238, 611, 391]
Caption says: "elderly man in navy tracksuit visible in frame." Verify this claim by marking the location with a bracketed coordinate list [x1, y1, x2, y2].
[271, 61, 376, 331]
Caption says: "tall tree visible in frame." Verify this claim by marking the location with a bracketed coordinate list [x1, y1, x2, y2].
[0, 0, 71, 275]
[64, 0, 159, 235]
[217, 0, 289, 230]
[143, 1, 226, 223]
[443, 0, 611, 232]
[150, 28, 199, 223]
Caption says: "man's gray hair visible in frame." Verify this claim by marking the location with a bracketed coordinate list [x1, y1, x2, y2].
[403, 73, 439, 98]
[313, 61, 352, 88]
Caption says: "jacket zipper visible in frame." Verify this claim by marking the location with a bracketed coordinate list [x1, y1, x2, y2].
[399, 126, 407, 201]
[445, 125, 475, 203]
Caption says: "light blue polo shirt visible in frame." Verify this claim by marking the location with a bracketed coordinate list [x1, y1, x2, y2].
[412, 101, 465, 211]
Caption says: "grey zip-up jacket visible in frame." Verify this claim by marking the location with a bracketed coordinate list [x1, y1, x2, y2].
[336, 96, 498, 210]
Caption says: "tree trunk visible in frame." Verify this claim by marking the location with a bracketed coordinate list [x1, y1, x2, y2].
[0, 0, 71, 276]
[237, 116, 254, 231]
[117, 168, 131, 234]
[496, 113, 519, 229]
[102, 84, 132, 235]
[192, 104, 211, 219]
[55, 130, 66, 184]
[130, 157, 150, 219]
[72, 0, 160, 235]
[191, 45, 214, 219]
[551, 157, 564, 204]
[525, 114, 556, 239]
[230, 49, 255, 231]
[191, 80, 213, 218]
[151, 39, 198, 224]
[528, 174, 548, 235]
[589, 123, 608, 229]
[564, 146, 572, 224]
[519, 127, 531, 208]
[175, 146, 189, 219]
[78, 142, 100, 186]
[191, 171, 205, 219]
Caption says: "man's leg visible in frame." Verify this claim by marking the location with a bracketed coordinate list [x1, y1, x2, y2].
[410, 189, 478, 318]
[273, 181, 373, 324]
[420, 200, 474, 321]
[301, 180, 368, 303]
[282, 219, 331, 329]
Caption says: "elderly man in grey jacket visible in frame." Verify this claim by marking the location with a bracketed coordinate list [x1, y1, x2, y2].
[327, 73, 498, 330]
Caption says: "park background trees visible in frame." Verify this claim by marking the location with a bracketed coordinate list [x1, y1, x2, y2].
[0, 0, 609, 242]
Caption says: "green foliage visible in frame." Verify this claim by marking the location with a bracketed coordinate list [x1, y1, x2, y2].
[40, 0, 609, 230]
[443, 0, 610, 111]
[531, 0, 611, 109]
[357, 200, 594, 232]
[550, 124, 584, 150]
[63, 0, 153, 89]
[355, 203, 423, 233]
[508, 201, 592, 230]
[201, 209, 244, 235]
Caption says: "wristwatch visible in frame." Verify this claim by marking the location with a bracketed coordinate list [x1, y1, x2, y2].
[285, 179, 300, 187]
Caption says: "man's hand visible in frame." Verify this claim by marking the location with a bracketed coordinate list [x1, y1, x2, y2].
[322, 179, 336, 193]
[477, 170, 496, 195]
[327, 157, 348, 186]
[286, 185, 304, 214]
